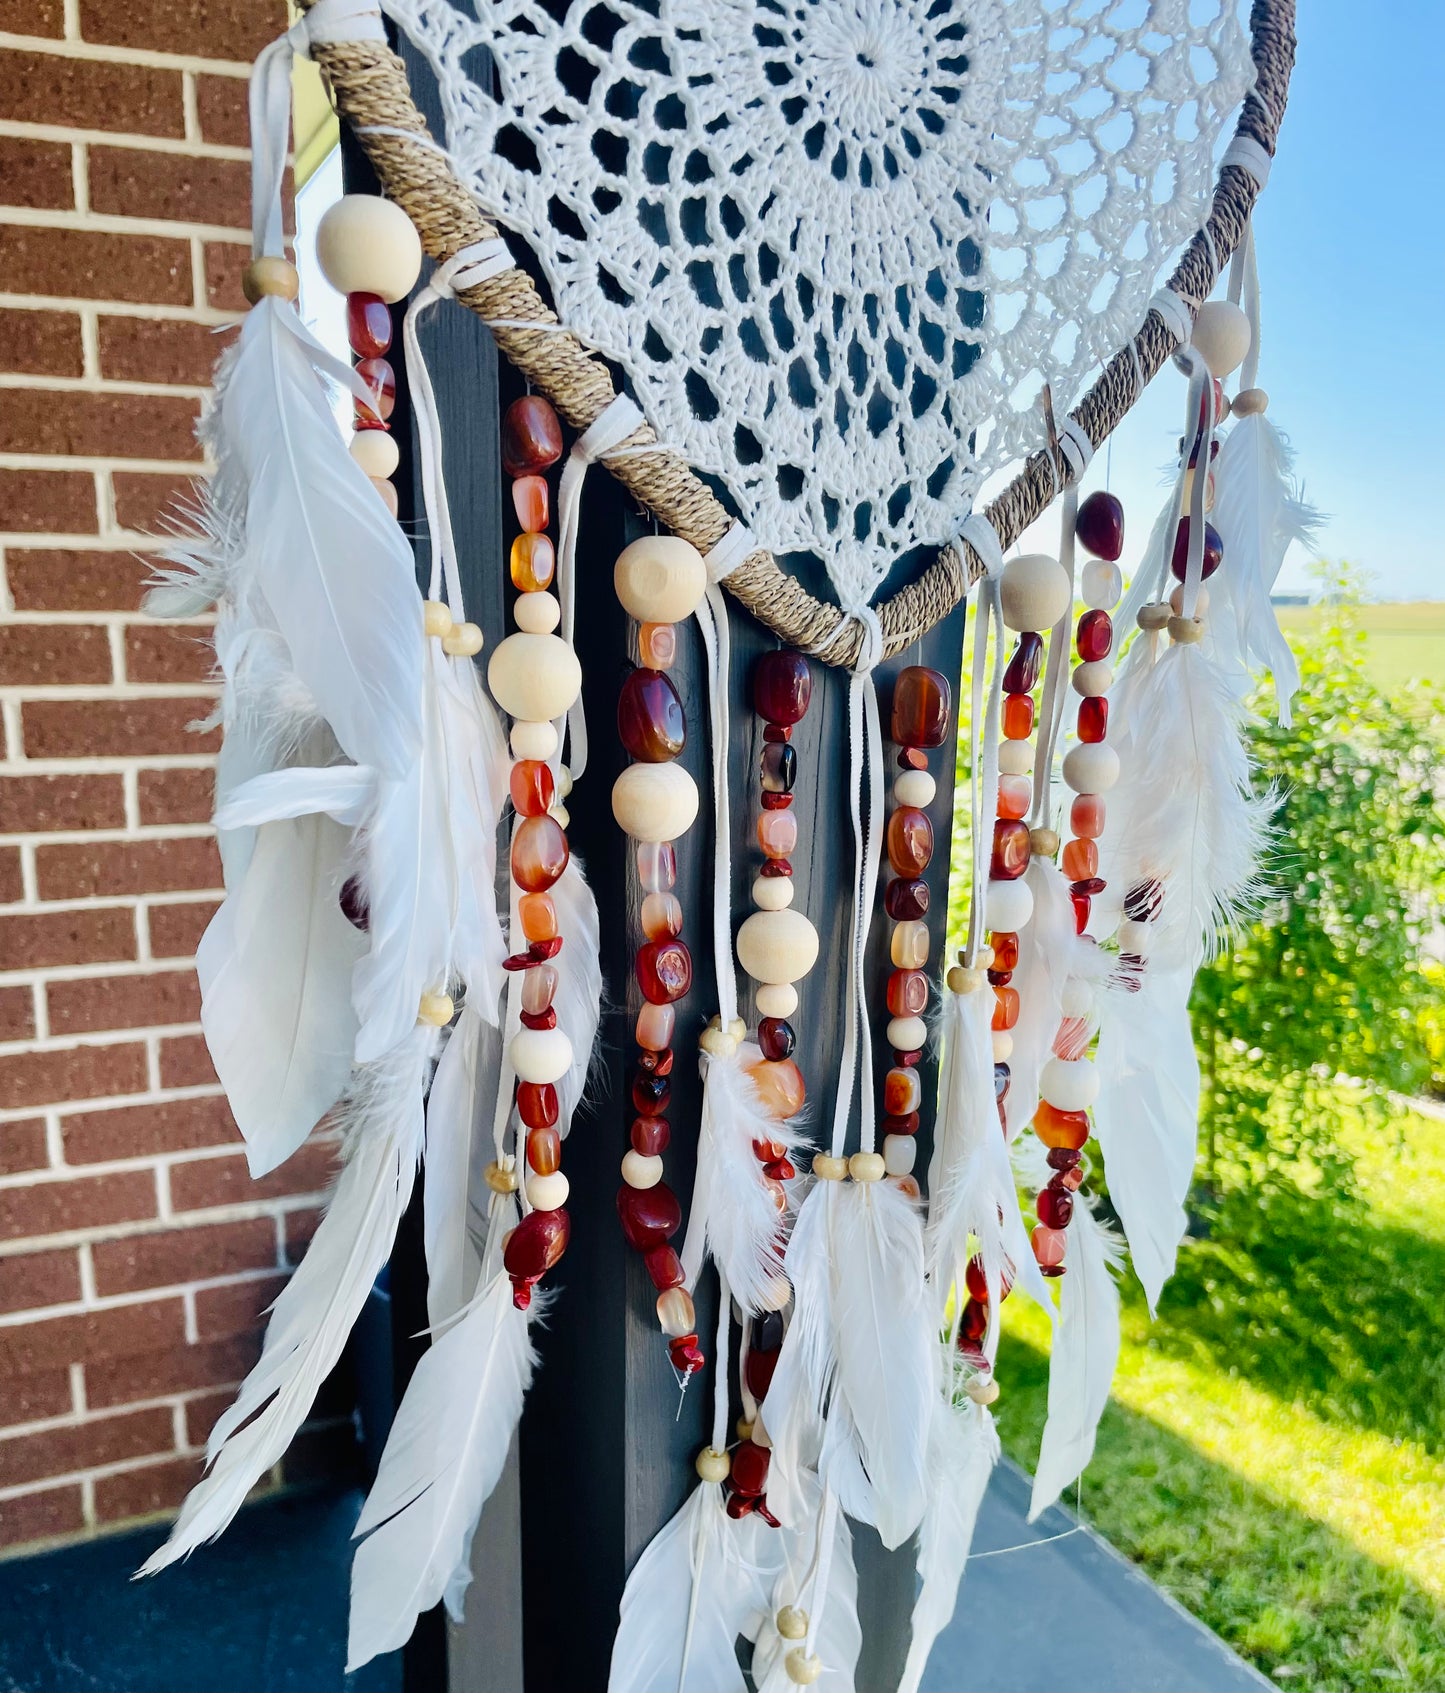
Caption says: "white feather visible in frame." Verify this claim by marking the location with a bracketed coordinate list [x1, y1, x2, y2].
[751, 1484, 861, 1693]
[1028, 1199, 1123, 1520]
[214, 763, 376, 831]
[549, 854, 602, 1136]
[137, 1030, 435, 1574]
[347, 1266, 539, 1670]
[1002, 859, 1078, 1140]
[423, 1004, 501, 1328]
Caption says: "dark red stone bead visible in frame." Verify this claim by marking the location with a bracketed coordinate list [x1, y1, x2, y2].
[987, 968, 1013, 988]
[1124, 878, 1164, 921]
[1071, 892, 1091, 934]
[503, 951, 538, 972]
[520, 1007, 557, 1030]
[726, 1493, 756, 1520]
[882, 1110, 920, 1136]
[501, 394, 563, 477]
[631, 1115, 671, 1156]
[965, 1255, 1014, 1303]
[898, 747, 929, 771]
[644, 1244, 685, 1290]
[746, 1343, 780, 1402]
[1078, 696, 1108, 742]
[887, 807, 934, 876]
[670, 1337, 706, 1373]
[1040, 1264, 1066, 1279]
[758, 1017, 796, 1061]
[991, 818, 1031, 881]
[1170, 518, 1223, 581]
[618, 667, 686, 762]
[1047, 1146, 1084, 1170]
[504, 1205, 570, 1285]
[1002, 630, 1043, 693]
[1076, 609, 1112, 662]
[760, 740, 797, 794]
[616, 1181, 681, 1250]
[637, 1047, 675, 1078]
[753, 650, 812, 725]
[763, 1157, 795, 1181]
[346, 292, 392, 358]
[730, 1440, 771, 1497]
[884, 877, 930, 921]
[518, 1082, 558, 1129]
[892, 1050, 921, 1068]
[1037, 1188, 1074, 1229]
[761, 793, 794, 813]
[636, 938, 693, 1004]
[1070, 876, 1106, 897]
[354, 356, 395, 423]
[754, 1501, 782, 1529]
[632, 1073, 671, 1115]
[890, 665, 951, 748]
[528, 937, 564, 961]
[959, 1298, 988, 1343]
[759, 858, 793, 878]
[763, 722, 792, 743]
[1075, 490, 1124, 561]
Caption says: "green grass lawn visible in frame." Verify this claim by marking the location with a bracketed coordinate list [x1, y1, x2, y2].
[1274, 602, 1445, 692]
[995, 1104, 1445, 1690]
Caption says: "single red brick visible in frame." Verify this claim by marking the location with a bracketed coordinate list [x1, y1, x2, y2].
[112, 471, 204, 534]
[0, 986, 36, 1043]
[169, 1141, 337, 1213]
[0, 848, 20, 904]
[0, 1404, 174, 1489]
[0, 136, 73, 210]
[0, 1485, 85, 1551]
[0, 390, 201, 463]
[0, 773, 126, 833]
[283, 1207, 322, 1267]
[184, 1386, 238, 1448]
[0, 907, 136, 969]
[0, 624, 111, 687]
[138, 768, 214, 827]
[0, 0, 63, 34]
[98, 316, 233, 387]
[0, 1246, 81, 1316]
[0, 51, 183, 137]
[0, 1119, 48, 1176]
[204, 240, 253, 313]
[146, 898, 218, 959]
[124, 623, 214, 685]
[85, 1331, 258, 1408]
[4, 549, 158, 613]
[0, 1042, 148, 1113]
[0, 1167, 155, 1242]
[80, 0, 283, 63]
[0, 1368, 73, 1425]
[87, 147, 260, 231]
[93, 1455, 199, 1524]
[92, 1217, 276, 1297]
[0, 470, 97, 534]
[193, 1273, 287, 1340]
[25, 698, 218, 763]
[63, 1095, 235, 1165]
[0, 226, 190, 305]
[158, 1033, 216, 1089]
[0, 1297, 184, 1376]
[35, 835, 220, 899]
[47, 969, 201, 1037]
[0, 308, 84, 377]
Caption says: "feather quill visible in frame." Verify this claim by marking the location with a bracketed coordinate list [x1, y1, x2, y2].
[422, 1004, 502, 1328]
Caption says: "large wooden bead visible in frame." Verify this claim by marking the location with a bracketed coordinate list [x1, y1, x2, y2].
[736, 908, 819, 986]
[1041, 1055, 1099, 1111]
[242, 255, 300, 304]
[1062, 741, 1120, 794]
[1191, 300, 1252, 379]
[984, 876, 1034, 932]
[509, 1026, 573, 1085]
[315, 195, 422, 303]
[1000, 553, 1072, 633]
[614, 536, 707, 624]
[487, 633, 582, 722]
[612, 761, 699, 842]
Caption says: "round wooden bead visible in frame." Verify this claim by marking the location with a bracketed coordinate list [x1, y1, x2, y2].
[736, 908, 819, 986]
[1000, 553, 1072, 633]
[777, 1606, 809, 1642]
[350, 428, 399, 478]
[484, 1160, 517, 1194]
[883, 1133, 916, 1175]
[511, 719, 558, 761]
[1137, 603, 1172, 632]
[1062, 742, 1119, 794]
[695, 1446, 730, 1483]
[315, 195, 422, 303]
[242, 254, 300, 304]
[895, 769, 936, 808]
[756, 982, 798, 1019]
[1029, 827, 1060, 858]
[1232, 386, 1269, 417]
[1080, 557, 1123, 611]
[992, 1030, 1013, 1061]
[1191, 299, 1252, 378]
[785, 1648, 822, 1687]
[949, 965, 985, 995]
[514, 591, 561, 634]
[965, 1377, 1000, 1405]
[612, 761, 699, 843]
[849, 1151, 886, 1183]
[997, 739, 1032, 776]
[1041, 1055, 1099, 1111]
[487, 633, 582, 722]
[525, 1170, 569, 1211]
[442, 621, 483, 657]
[886, 1014, 927, 1051]
[1169, 614, 1205, 645]
[509, 1026, 573, 1085]
[417, 991, 453, 1027]
[984, 876, 1034, 932]
[1169, 583, 1210, 617]
[621, 1150, 664, 1189]
[812, 1153, 848, 1181]
[1071, 659, 1113, 697]
[422, 599, 453, 638]
[614, 535, 707, 623]
[751, 874, 794, 911]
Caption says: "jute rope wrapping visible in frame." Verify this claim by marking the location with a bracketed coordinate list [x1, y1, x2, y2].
[305, 0, 1295, 667]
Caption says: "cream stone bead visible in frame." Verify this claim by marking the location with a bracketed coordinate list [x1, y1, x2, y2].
[417, 991, 454, 1027]
[556, 765, 573, 799]
[1169, 582, 1210, 616]
[315, 194, 422, 303]
[1041, 1054, 1100, 1111]
[1232, 386, 1269, 417]
[1071, 659, 1113, 697]
[508, 1026, 573, 1085]
[510, 719, 558, 761]
[1000, 553, 1072, 633]
[812, 1153, 848, 1181]
[756, 982, 799, 1019]
[549, 803, 571, 831]
[894, 769, 936, 808]
[371, 477, 399, 518]
[887, 1014, 927, 1051]
[965, 1377, 1000, 1405]
[514, 591, 561, 634]
[849, 1151, 886, 1183]
[1061, 978, 1095, 1018]
[785, 1648, 823, 1687]
[997, 739, 1032, 776]
[776, 1606, 809, 1642]
[612, 761, 699, 843]
[1117, 918, 1152, 956]
[484, 1160, 518, 1194]
[621, 1150, 664, 1189]
[488, 633, 581, 722]
[736, 907, 819, 986]
[1169, 615, 1205, 645]
[1062, 741, 1120, 794]
[1080, 556, 1123, 611]
[422, 599, 453, 638]
[1191, 299, 1252, 379]
[1137, 602, 1172, 632]
[752, 874, 795, 911]
[442, 622, 483, 658]
[695, 1446, 730, 1484]
[350, 429, 400, 479]
[883, 1133, 917, 1176]
[984, 876, 1034, 933]
[242, 254, 300, 304]
[992, 1030, 1014, 1061]
[614, 535, 707, 623]
[526, 1170, 569, 1211]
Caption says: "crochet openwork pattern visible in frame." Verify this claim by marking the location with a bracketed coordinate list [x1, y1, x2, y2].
[392, 0, 1254, 603]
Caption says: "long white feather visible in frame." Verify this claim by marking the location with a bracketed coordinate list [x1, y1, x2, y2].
[423, 1004, 501, 1328]
[549, 854, 602, 1135]
[751, 1484, 861, 1693]
[137, 1029, 435, 1574]
[1028, 1199, 1123, 1520]
[1002, 859, 1078, 1140]
[346, 1265, 539, 1670]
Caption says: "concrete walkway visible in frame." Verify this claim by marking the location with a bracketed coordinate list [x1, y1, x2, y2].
[922, 1461, 1273, 1693]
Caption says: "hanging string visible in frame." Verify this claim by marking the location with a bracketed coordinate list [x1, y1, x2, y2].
[964, 575, 1005, 967]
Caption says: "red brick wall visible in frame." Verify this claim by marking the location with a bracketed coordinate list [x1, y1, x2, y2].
[0, 0, 348, 1554]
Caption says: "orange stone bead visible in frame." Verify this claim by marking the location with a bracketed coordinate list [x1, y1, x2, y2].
[641, 891, 683, 940]
[1061, 837, 1098, 882]
[510, 759, 555, 818]
[883, 1066, 922, 1116]
[512, 814, 569, 892]
[758, 809, 798, 858]
[997, 774, 1031, 819]
[510, 531, 556, 592]
[639, 622, 677, 669]
[890, 665, 951, 748]
[1002, 692, 1035, 740]
[637, 1001, 675, 1052]
[746, 1054, 806, 1119]
[992, 986, 1020, 1030]
[512, 474, 549, 532]
[1070, 793, 1106, 839]
[527, 1125, 561, 1175]
[519, 892, 558, 944]
[887, 806, 934, 876]
[887, 968, 929, 1018]
[1052, 1016, 1090, 1059]
[990, 930, 1019, 972]
[1034, 1100, 1090, 1149]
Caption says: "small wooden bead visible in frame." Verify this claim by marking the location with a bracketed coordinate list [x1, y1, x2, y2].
[612, 761, 700, 843]
[886, 1014, 927, 1051]
[509, 1026, 573, 1085]
[1169, 583, 1210, 617]
[484, 1160, 517, 1194]
[992, 1030, 1013, 1061]
[1081, 557, 1123, 611]
[1062, 742, 1119, 794]
[488, 633, 581, 722]
[417, 990, 454, 1027]
[984, 876, 1034, 932]
[757, 983, 799, 1019]
[785, 1648, 823, 1687]
[965, 1377, 1000, 1405]
[883, 1133, 916, 1175]
[422, 599, 453, 638]
[695, 1447, 730, 1483]
[1071, 659, 1113, 697]
[737, 1417, 755, 1442]
[526, 1170, 569, 1211]
[514, 591, 561, 634]
[777, 1606, 809, 1642]
[1041, 1055, 1099, 1111]
[315, 195, 422, 303]
[751, 874, 794, 911]
[1137, 602, 1172, 632]
[1232, 386, 1269, 417]
[895, 769, 936, 808]
[1000, 553, 1072, 633]
[1168, 614, 1205, 645]
[736, 907, 819, 985]
[511, 719, 558, 761]
[242, 255, 300, 304]
[370, 477, 399, 518]
[614, 535, 708, 623]
[997, 740, 1032, 776]
[699, 1026, 735, 1058]
[948, 965, 984, 995]
[442, 621, 483, 657]
[975, 943, 996, 970]
[849, 1151, 886, 1183]
[1029, 827, 1060, 858]
[1191, 299, 1252, 378]
[350, 428, 399, 478]
[812, 1153, 848, 1180]
[621, 1150, 664, 1189]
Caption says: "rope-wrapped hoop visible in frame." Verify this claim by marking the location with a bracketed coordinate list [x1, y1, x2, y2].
[305, 0, 1295, 667]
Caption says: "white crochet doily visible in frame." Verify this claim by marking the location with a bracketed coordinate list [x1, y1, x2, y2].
[389, 0, 1253, 604]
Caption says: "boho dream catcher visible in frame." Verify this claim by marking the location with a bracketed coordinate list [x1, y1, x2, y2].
[137, 0, 1305, 1687]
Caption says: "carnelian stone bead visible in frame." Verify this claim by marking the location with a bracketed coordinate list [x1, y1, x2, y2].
[633, 1072, 670, 1115]
[639, 622, 676, 669]
[504, 1205, 570, 1282]
[1071, 793, 1106, 839]
[760, 792, 792, 811]
[753, 650, 812, 725]
[527, 1125, 561, 1175]
[1032, 1223, 1067, 1268]
[990, 930, 1020, 972]
[965, 1255, 1014, 1302]
[760, 741, 797, 793]
[747, 1054, 806, 1118]
[347, 292, 392, 358]
[758, 1017, 796, 1060]
[637, 1047, 674, 1077]
[992, 986, 1019, 1030]
[887, 807, 934, 876]
[759, 858, 793, 878]
[501, 394, 563, 476]
[510, 531, 556, 592]
[884, 877, 929, 921]
[511, 473, 549, 532]
[636, 1002, 675, 1051]
[1077, 697, 1108, 742]
[618, 667, 686, 762]
[1077, 609, 1112, 662]
[891, 665, 951, 748]
[958, 1298, 988, 1344]
[632, 1116, 670, 1155]
[1061, 838, 1098, 882]
[997, 774, 1031, 819]
[517, 1080, 558, 1129]
[887, 969, 929, 1018]
[1076, 490, 1125, 562]
[354, 357, 395, 423]
[1047, 1146, 1083, 1170]
[991, 818, 1031, 881]
[1037, 1187, 1074, 1229]
[1170, 518, 1223, 581]
[645, 1244, 685, 1290]
[746, 1343, 779, 1401]
[758, 809, 798, 859]
[510, 759, 555, 818]
[521, 965, 557, 1017]
[512, 815, 568, 892]
[731, 1440, 771, 1497]
[636, 938, 692, 1004]
[520, 1008, 556, 1030]
[640, 891, 683, 940]
[637, 840, 677, 893]
[1003, 631, 1043, 693]
[616, 1181, 681, 1249]
[1035, 1100, 1090, 1149]
[1002, 692, 1034, 740]
[884, 1066, 922, 1116]
[519, 892, 558, 945]
[898, 746, 929, 771]
[1071, 891, 1091, 934]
